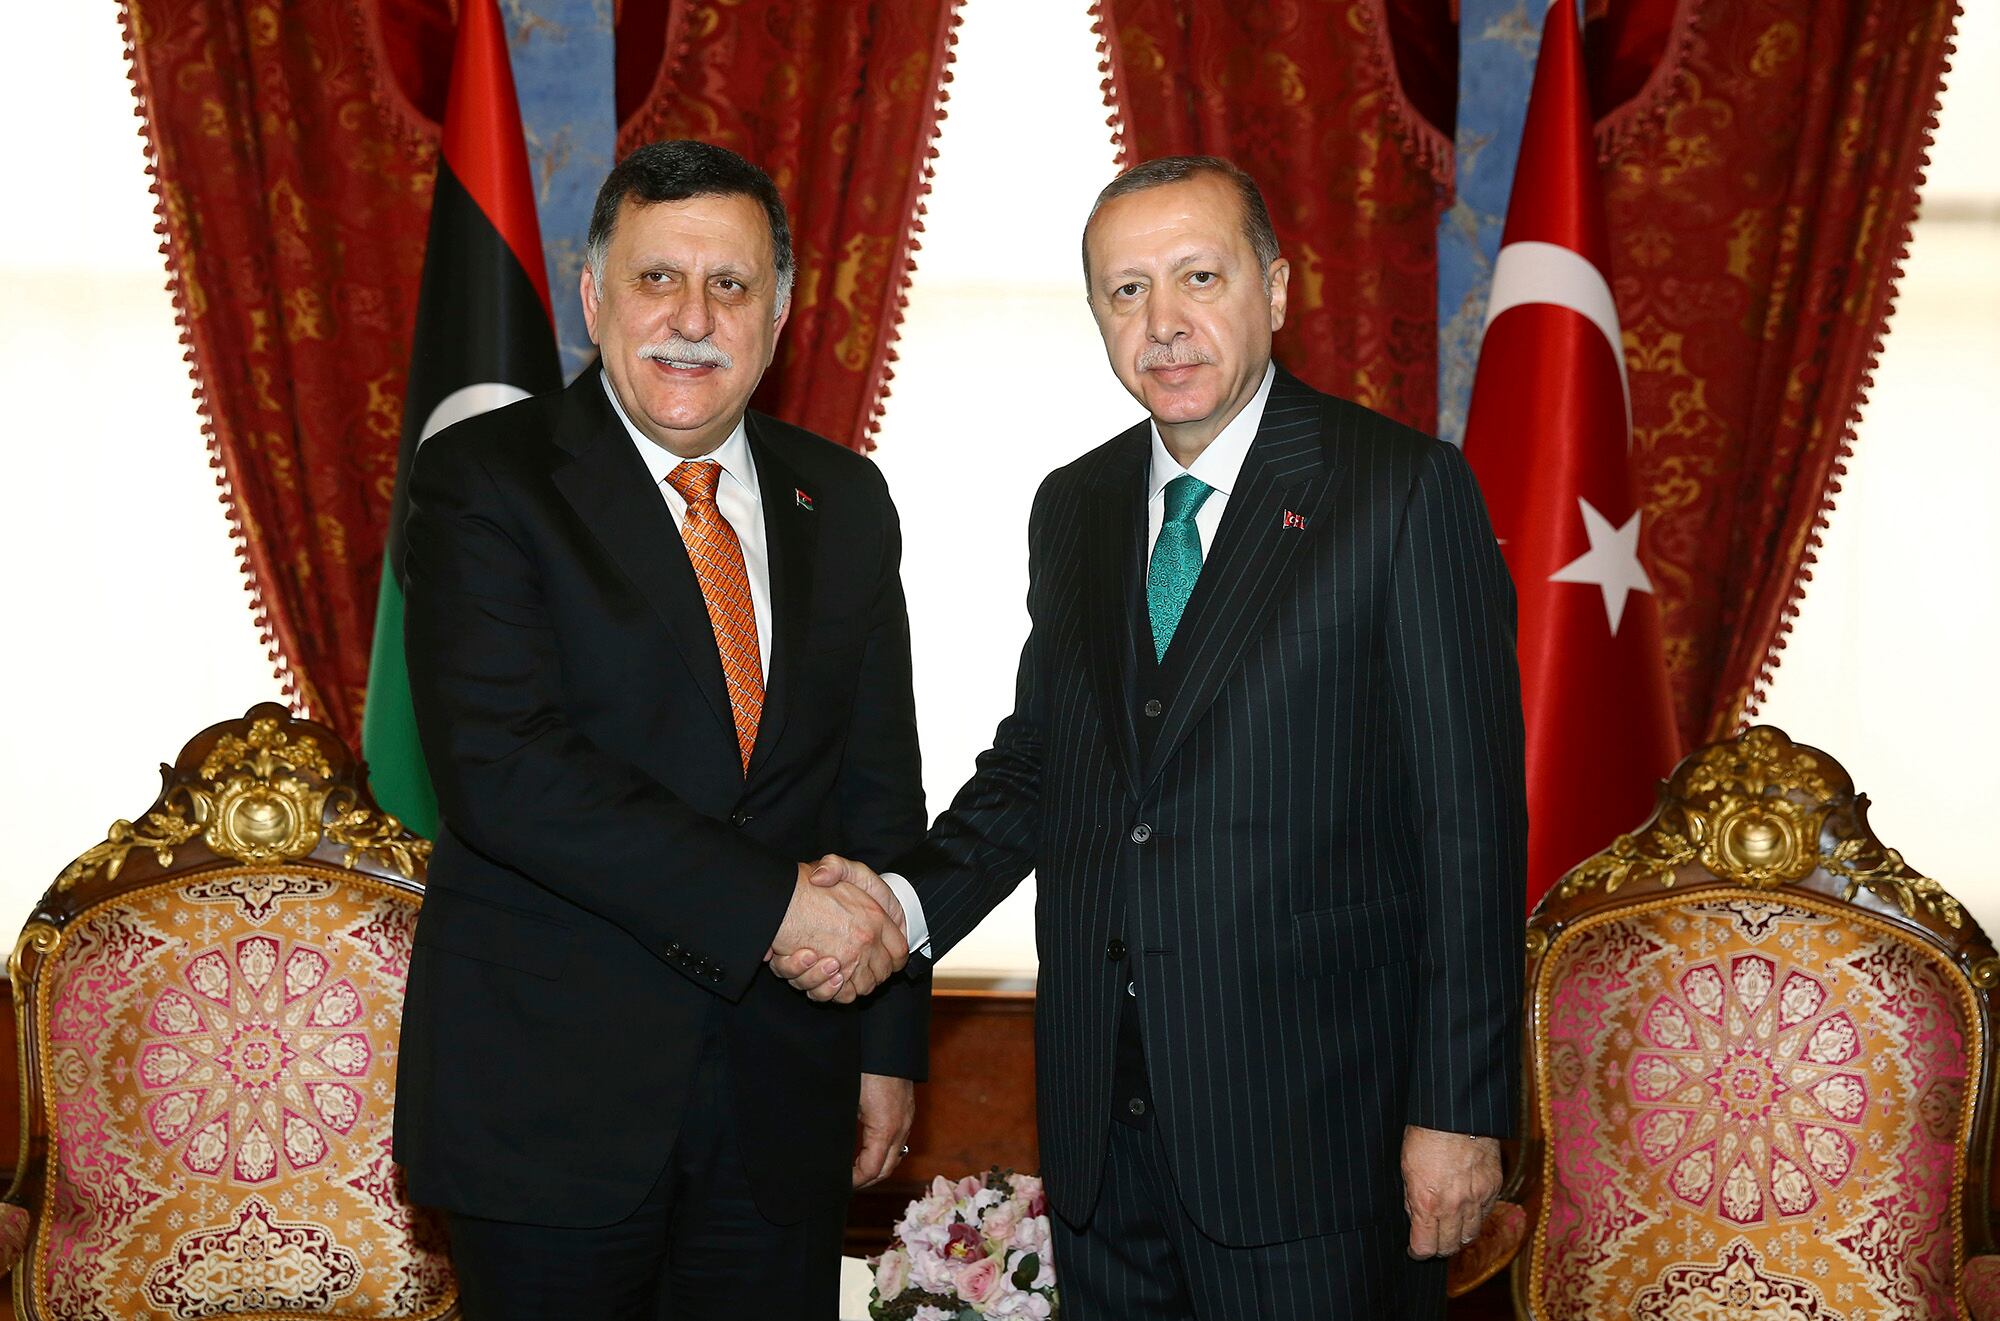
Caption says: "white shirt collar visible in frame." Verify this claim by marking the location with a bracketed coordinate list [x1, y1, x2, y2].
[1147, 362, 1278, 500]
[601, 370, 760, 502]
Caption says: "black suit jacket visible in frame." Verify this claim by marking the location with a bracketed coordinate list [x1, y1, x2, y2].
[391, 369, 928, 1229]
[904, 369, 1527, 1247]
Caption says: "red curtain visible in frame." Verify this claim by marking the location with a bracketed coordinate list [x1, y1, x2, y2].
[122, 0, 961, 747]
[1600, 0, 1956, 741]
[1096, 0, 1956, 744]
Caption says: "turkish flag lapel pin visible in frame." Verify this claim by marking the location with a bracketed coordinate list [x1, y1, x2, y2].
[1282, 509, 1308, 531]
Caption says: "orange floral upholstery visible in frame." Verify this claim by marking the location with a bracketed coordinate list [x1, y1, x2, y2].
[2, 706, 456, 1319]
[1489, 728, 2000, 1319]
[1530, 894, 1975, 1316]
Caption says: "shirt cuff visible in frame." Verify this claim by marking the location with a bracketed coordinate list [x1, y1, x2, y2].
[880, 872, 932, 960]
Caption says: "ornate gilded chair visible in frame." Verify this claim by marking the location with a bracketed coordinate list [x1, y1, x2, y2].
[0, 705, 457, 1319]
[1450, 726, 2000, 1319]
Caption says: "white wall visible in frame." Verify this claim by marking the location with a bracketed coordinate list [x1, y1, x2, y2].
[0, 0, 1994, 977]
[1750, 4, 2000, 929]
[869, 0, 1131, 984]
[1752, 216, 2000, 923]
[0, 6, 285, 935]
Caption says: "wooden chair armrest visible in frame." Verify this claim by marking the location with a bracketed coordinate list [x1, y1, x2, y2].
[1447, 1198, 1528, 1298]
[1967, 1253, 2000, 1321]
[0, 1201, 30, 1277]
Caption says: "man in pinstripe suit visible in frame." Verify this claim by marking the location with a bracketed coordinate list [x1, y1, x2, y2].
[783, 157, 1527, 1317]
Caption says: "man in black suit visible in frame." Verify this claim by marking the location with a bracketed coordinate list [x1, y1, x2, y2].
[392, 141, 923, 1319]
[784, 157, 1528, 1317]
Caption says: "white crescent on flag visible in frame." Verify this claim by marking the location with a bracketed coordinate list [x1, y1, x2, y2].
[1484, 239, 1632, 439]
[420, 381, 534, 445]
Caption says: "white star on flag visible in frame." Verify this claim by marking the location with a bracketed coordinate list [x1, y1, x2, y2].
[1548, 497, 1653, 635]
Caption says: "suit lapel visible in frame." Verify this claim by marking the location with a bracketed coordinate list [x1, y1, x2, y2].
[743, 416, 816, 780]
[549, 374, 736, 745]
[1084, 425, 1151, 801]
[1145, 372, 1349, 786]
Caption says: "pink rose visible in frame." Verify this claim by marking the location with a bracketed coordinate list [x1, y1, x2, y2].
[957, 1174, 986, 1201]
[982, 1200, 1023, 1245]
[956, 1255, 1003, 1306]
[873, 1247, 911, 1301]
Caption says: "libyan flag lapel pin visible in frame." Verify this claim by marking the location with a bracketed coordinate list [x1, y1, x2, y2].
[795, 488, 815, 511]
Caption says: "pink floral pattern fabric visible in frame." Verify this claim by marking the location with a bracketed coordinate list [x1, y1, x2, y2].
[28, 867, 453, 1318]
[1531, 895, 1975, 1317]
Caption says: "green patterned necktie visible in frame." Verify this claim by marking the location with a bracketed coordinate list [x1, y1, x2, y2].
[1148, 473, 1215, 662]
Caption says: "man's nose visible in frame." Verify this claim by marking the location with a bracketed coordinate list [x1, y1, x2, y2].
[671, 289, 716, 343]
[1147, 285, 1189, 343]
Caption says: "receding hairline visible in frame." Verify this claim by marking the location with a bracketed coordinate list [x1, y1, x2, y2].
[1081, 168, 1274, 287]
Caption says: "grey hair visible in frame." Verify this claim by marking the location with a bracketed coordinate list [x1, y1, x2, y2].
[585, 139, 794, 317]
[1082, 155, 1282, 292]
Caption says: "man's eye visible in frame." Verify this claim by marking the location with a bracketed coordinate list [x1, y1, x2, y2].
[1188, 271, 1217, 287]
[714, 278, 742, 293]
[643, 271, 669, 284]
[1117, 282, 1142, 298]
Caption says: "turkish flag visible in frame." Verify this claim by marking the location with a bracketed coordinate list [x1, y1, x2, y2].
[1462, 0, 1680, 908]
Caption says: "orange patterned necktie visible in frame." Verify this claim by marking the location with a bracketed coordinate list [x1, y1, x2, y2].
[666, 461, 763, 774]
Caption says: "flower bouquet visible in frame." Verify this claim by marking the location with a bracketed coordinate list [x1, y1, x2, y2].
[869, 1168, 1059, 1319]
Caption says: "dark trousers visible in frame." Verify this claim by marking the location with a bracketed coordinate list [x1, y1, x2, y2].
[442, 1032, 847, 1320]
[1053, 1120, 1447, 1321]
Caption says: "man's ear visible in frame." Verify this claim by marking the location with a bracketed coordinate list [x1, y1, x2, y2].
[1266, 257, 1291, 334]
[580, 265, 601, 343]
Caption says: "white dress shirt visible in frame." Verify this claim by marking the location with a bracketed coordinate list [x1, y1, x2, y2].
[603, 374, 772, 682]
[895, 363, 1279, 960]
[604, 375, 929, 944]
[1146, 361, 1276, 559]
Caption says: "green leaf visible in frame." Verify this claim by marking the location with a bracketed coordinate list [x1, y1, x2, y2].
[1012, 1252, 1041, 1290]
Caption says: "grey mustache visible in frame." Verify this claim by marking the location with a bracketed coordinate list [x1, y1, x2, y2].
[640, 337, 734, 369]
[1137, 343, 1215, 371]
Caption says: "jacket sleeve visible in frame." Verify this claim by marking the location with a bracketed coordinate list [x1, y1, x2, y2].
[835, 467, 933, 1079]
[896, 478, 1054, 959]
[1383, 440, 1529, 1138]
[402, 432, 797, 1001]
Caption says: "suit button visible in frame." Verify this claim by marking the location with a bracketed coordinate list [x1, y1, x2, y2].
[1142, 699, 1162, 718]
[1128, 1098, 1147, 1117]
[729, 810, 752, 828]
[1106, 939, 1127, 961]
[1130, 823, 1152, 843]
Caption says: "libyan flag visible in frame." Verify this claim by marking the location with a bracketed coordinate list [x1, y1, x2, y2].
[362, 0, 561, 837]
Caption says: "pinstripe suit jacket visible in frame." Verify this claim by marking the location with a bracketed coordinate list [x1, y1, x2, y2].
[904, 367, 1528, 1247]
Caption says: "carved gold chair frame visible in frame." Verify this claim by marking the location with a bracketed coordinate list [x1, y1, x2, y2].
[1, 703, 452, 1319]
[1447, 725, 2000, 1316]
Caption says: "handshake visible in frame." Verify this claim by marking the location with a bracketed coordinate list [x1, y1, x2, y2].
[765, 855, 909, 1003]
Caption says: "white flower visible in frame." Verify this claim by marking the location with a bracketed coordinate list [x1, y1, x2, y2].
[908, 1247, 959, 1296]
[1010, 1213, 1051, 1255]
[873, 1247, 911, 1301]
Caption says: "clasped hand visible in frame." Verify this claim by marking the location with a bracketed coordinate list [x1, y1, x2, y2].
[766, 855, 907, 1003]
